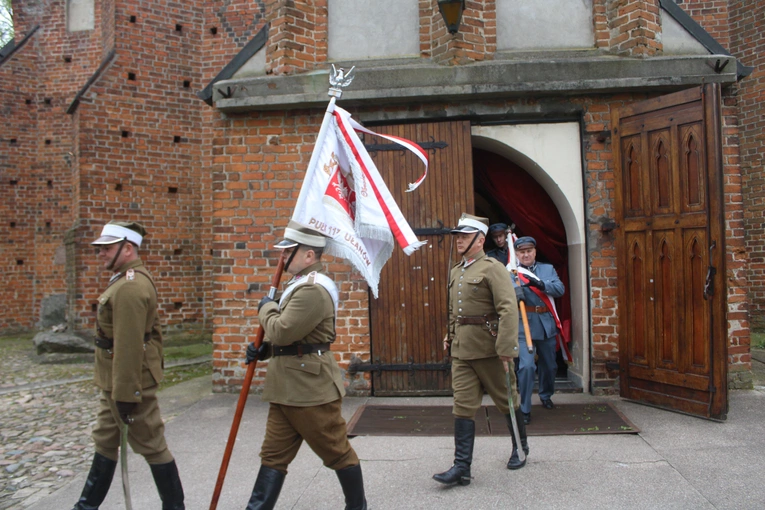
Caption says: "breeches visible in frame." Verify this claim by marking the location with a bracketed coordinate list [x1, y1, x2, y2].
[451, 357, 518, 419]
[92, 385, 173, 464]
[259, 399, 359, 474]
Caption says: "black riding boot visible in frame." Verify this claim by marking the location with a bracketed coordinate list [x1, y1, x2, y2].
[150, 460, 185, 510]
[505, 409, 529, 470]
[246, 465, 286, 510]
[433, 417, 475, 486]
[336, 463, 367, 510]
[71, 453, 117, 510]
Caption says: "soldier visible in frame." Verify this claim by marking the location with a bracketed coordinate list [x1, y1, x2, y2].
[244, 220, 366, 510]
[513, 236, 566, 425]
[74, 221, 184, 510]
[433, 213, 528, 487]
[486, 222, 511, 266]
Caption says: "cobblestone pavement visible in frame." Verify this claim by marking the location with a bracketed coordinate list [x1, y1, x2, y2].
[0, 343, 211, 510]
[0, 347, 97, 510]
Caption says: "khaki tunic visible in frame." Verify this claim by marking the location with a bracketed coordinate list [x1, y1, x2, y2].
[256, 262, 356, 473]
[95, 259, 163, 401]
[446, 251, 520, 417]
[258, 262, 344, 406]
[92, 258, 171, 464]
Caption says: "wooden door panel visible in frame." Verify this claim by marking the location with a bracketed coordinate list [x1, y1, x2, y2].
[678, 123, 707, 213]
[628, 380, 710, 417]
[624, 232, 651, 365]
[648, 129, 673, 215]
[619, 100, 703, 135]
[653, 231, 678, 371]
[683, 230, 710, 374]
[368, 120, 473, 396]
[621, 135, 646, 218]
[628, 365, 710, 391]
[613, 84, 727, 419]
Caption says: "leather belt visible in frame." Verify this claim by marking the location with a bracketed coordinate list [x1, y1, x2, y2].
[525, 305, 549, 314]
[95, 330, 150, 350]
[456, 312, 498, 325]
[272, 343, 331, 357]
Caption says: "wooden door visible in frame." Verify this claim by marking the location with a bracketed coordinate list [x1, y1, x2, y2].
[367, 121, 474, 396]
[612, 84, 727, 419]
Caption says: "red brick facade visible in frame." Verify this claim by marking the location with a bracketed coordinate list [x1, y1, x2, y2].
[1, 1, 760, 395]
[729, 0, 765, 330]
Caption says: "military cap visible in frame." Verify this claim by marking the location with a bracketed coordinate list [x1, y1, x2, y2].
[91, 221, 147, 247]
[275, 220, 330, 249]
[450, 213, 489, 235]
[488, 223, 509, 234]
[513, 236, 537, 249]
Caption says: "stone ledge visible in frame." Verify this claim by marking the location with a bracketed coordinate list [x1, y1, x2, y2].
[212, 55, 738, 113]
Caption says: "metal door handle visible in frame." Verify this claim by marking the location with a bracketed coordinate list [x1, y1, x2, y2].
[704, 241, 716, 300]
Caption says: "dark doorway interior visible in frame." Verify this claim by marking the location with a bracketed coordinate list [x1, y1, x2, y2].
[472, 149, 572, 383]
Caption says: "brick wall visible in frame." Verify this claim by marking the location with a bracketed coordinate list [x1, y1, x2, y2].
[1, 0, 219, 335]
[1, 0, 108, 333]
[0, 28, 37, 332]
[265, 0, 325, 75]
[69, 0, 211, 335]
[677, 0, 731, 48]
[604, 0, 662, 56]
[428, 0, 496, 65]
[729, 0, 765, 331]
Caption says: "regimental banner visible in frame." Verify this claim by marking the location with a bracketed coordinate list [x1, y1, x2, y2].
[292, 104, 428, 298]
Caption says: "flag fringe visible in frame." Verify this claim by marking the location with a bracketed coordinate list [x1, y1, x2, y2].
[403, 240, 427, 255]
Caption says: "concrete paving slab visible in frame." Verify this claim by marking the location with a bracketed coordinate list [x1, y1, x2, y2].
[27, 386, 765, 510]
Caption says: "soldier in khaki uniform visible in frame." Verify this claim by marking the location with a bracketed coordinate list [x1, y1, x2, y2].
[72, 221, 184, 510]
[244, 220, 366, 510]
[433, 213, 529, 487]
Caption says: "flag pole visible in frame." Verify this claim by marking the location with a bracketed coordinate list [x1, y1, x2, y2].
[209, 65, 356, 510]
[209, 255, 284, 510]
[506, 229, 534, 354]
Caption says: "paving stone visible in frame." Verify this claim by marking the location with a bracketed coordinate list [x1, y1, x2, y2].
[0, 354, 99, 510]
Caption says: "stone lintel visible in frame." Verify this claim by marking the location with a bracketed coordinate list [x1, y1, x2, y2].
[212, 55, 738, 113]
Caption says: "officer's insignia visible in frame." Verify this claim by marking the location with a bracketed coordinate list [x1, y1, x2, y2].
[126, 269, 135, 281]
[307, 271, 317, 284]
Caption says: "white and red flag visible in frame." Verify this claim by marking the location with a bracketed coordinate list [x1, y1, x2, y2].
[291, 103, 428, 297]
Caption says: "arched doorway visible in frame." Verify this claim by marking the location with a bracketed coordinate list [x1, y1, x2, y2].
[471, 123, 589, 392]
[473, 148, 573, 387]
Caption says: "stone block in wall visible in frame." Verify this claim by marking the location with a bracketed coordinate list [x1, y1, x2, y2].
[39, 294, 67, 329]
[727, 370, 753, 390]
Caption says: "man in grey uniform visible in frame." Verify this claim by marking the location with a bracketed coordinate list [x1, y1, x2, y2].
[513, 236, 565, 424]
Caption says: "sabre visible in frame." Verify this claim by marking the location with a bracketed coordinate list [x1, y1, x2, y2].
[120, 422, 133, 510]
[503, 361, 526, 463]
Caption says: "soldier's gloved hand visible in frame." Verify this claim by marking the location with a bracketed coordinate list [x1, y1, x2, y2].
[245, 342, 270, 364]
[115, 401, 136, 425]
[525, 278, 545, 291]
[514, 286, 527, 304]
[258, 295, 274, 311]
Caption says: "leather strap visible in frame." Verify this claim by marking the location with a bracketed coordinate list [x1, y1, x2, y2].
[456, 312, 498, 325]
[272, 343, 331, 357]
[525, 305, 549, 314]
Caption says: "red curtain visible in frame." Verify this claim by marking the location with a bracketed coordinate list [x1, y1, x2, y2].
[474, 150, 571, 345]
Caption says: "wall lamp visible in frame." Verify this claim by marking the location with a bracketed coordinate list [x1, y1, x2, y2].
[438, 0, 465, 35]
